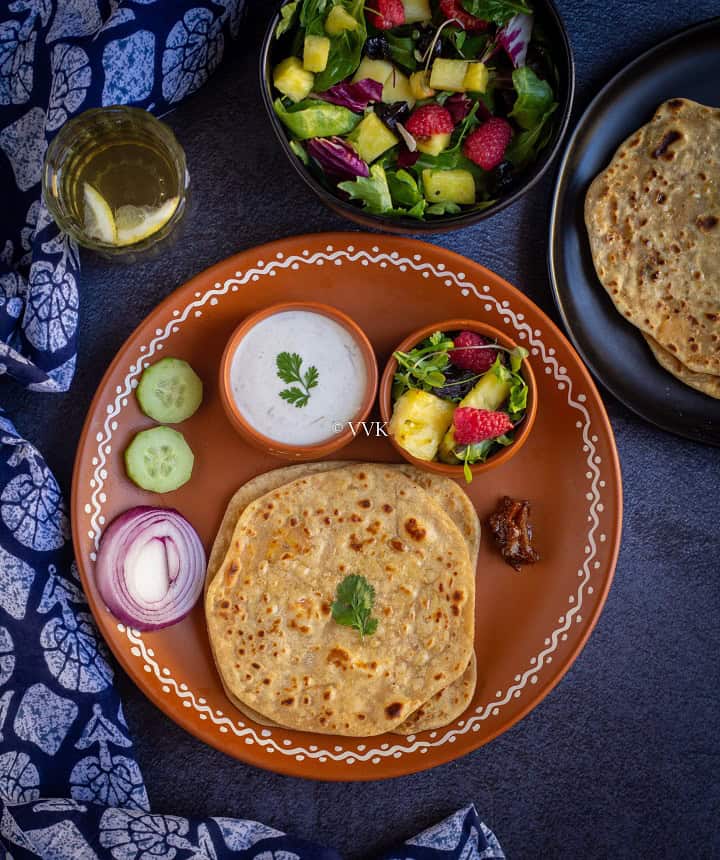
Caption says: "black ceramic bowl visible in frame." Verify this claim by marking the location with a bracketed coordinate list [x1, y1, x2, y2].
[260, 1, 574, 234]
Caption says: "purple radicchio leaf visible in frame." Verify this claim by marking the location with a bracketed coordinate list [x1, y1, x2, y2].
[446, 93, 473, 125]
[397, 147, 420, 168]
[306, 137, 369, 180]
[497, 13, 533, 68]
[315, 78, 384, 112]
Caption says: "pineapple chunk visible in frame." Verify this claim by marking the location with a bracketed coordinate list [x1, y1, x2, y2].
[402, 0, 432, 23]
[410, 70, 435, 100]
[389, 390, 456, 462]
[463, 62, 489, 92]
[303, 35, 330, 73]
[348, 112, 399, 163]
[416, 132, 451, 156]
[382, 68, 415, 107]
[422, 169, 475, 205]
[325, 5, 359, 35]
[429, 59, 469, 92]
[438, 369, 511, 463]
[353, 59, 415, 106]
[273, 57, 314, 103]
[352, 57, 394, 86]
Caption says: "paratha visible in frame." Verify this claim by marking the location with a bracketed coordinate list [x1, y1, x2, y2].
[205, 461, 479, 734]
[231, 652, 478, 736]
[644, 334, 720, 400]
[205, 461, 480, 593]
[585, 98, 720, 378]
[205, 464, 475, 736]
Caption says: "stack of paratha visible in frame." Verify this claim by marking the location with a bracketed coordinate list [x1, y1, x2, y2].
[205, 462, 479, 737]
[585, 98, 720, 399]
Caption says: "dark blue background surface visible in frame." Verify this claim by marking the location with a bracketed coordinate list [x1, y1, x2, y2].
[3, 1, 720, 857]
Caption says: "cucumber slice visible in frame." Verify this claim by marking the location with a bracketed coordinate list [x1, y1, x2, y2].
[124, 426, 194, 493]
[136, 357, 203, 424]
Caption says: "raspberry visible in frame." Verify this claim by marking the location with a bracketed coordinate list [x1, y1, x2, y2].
[453, 408, 513, 445]
[405, 104, 454, 138]
[439, 0, 489, 31]
[366, 0, 405, 30]
[449, 331, 498, 373]
[463, 118, 514, 171]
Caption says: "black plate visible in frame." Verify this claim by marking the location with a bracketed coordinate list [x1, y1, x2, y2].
[549, 17, 720, 446]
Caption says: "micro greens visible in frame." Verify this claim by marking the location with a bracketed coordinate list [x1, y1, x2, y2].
[276, 351, 319, 408]
[393, 338, 528, 400]
[392, 331, 455, 398]
[331, 574, 379, 638]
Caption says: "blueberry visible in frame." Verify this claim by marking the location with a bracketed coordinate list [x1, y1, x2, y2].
[415, 28, 443, 61]
[365, 35, 391, 60]
[375, 101, 410, 130]
[489, 161, 516, 197]
[432, 366, 478, 402]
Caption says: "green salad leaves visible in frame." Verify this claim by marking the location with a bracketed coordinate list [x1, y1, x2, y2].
[460, 0, 532, 25]
[300, 0, 366, 91]
[508, 67, 554, 129]
[339, 165, 427, 219]
[274, 98, 360, 139]
[506, 67, 557, 167]
[275, 0, 300, 38]
[338, 163, 393, 212]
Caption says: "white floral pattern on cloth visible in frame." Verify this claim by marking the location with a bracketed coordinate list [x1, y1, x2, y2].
[47, 43, 91, 130]
[161, 7, 224, 104]
[0, 0, 245, 391]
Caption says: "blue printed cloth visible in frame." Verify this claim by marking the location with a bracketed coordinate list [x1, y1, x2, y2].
[0, 1, 505, 857]
[0, 0, 243, 391]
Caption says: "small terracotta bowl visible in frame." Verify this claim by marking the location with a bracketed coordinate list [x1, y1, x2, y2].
[219, 301, 378, 460]
[379, 319, 537, 478]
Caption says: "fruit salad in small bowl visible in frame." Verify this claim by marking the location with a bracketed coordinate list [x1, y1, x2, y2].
[261, 0, 573, 232]
[379, 320, 536, 479]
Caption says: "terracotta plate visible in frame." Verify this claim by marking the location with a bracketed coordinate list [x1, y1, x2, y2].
[72, 233, 622, 781]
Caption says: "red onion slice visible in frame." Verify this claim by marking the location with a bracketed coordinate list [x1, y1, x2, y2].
[95, 506, 206, 631]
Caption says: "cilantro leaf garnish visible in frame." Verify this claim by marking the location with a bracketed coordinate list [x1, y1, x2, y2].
[331, 574, 379, 639]
[276, 351, 319, 409]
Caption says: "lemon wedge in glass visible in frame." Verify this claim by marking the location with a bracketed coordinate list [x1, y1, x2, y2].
[114, 197, 180, 247]
[83, 183, 117, 244]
